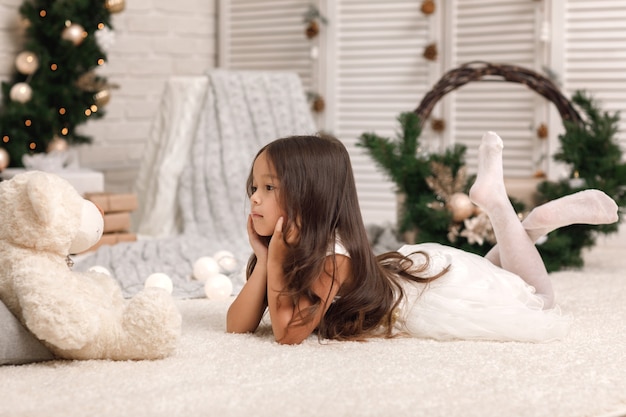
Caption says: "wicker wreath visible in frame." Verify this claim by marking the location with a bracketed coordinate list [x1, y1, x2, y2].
[414, 61, 583, 128]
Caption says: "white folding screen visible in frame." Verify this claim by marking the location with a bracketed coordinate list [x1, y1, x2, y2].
[442, 0, 545, 177]
[218, 0, 315, 91]
[561, 0, 626, 151]
[218, 0, 626, 225]
[219, 0, 433, 224]
[331, 1, 433, 224]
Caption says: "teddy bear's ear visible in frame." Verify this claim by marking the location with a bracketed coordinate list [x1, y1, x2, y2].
[26, 172, 58, 225]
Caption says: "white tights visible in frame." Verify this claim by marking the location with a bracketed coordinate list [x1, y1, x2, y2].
[469, 132, 619, 309]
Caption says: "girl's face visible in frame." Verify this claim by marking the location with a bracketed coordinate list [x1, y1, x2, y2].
[249, 151, 285, 236]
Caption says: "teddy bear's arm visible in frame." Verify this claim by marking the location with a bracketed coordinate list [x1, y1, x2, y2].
[16, 273, 101, 351]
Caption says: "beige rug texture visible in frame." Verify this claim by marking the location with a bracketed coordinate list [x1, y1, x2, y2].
[1, 226, 625, 417]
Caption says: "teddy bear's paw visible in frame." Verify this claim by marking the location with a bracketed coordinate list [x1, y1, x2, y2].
[120, 288, 182, 360]
[22, 300, 100, 352]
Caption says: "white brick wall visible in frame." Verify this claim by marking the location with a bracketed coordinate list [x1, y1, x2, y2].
[0, 0, 217, 192]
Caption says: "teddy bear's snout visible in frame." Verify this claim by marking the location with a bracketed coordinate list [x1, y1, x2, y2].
[68, 200, 105, 254]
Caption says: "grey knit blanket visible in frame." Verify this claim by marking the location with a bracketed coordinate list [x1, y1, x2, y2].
[75, 71, 317, 298]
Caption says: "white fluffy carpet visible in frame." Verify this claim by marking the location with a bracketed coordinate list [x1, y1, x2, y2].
[1, 227, 625, 417]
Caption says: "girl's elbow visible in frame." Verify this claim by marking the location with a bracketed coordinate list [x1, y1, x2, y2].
[226, 322, 241, 333]
[226, 314, 254, 334]
[276, 336, 304, 345]
[226, 323, 253, 334]
[225, 321, 240, 333]
[274, 329, 309, 345]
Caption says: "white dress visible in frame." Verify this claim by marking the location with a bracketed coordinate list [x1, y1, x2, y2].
[393, 243, 571, 342]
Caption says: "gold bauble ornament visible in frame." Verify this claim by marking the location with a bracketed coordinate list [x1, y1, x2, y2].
[94, 88, 111, 106]
[447, 192, 475, 222]
[9, 82, 33, 103]
[0, 148, 10, 171]
[105, 0, 126, 13]
[15, 51, 40, 75]
[47, 136, 69, 153]
[61, 23, 87, 46]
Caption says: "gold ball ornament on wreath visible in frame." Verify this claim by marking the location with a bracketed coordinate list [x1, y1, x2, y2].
[447, 192, 475, 222]
[105, 0, 126, 14]
[9, 82, 33, 103]
[61, 23, 87, 46]
[0, 148, 10, 171]
[15, 51, 39, 75]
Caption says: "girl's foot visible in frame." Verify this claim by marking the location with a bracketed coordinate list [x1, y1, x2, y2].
[469, 131, 507, 212]
[524, 189, 619, 234]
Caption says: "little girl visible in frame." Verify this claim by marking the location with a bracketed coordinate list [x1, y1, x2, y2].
[226, 132, 619, 344]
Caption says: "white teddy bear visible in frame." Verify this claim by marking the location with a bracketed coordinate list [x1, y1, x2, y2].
[0, 171, 182, 360]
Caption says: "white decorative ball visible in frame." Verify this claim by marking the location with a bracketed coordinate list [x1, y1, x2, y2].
[88, 265, 111, 276]
[145, 273, 173, 294]
[9, 82, 33, 103]
[192, 256, 220, 282]
[213, 250, 238, 274]
[204, 274, 233, 300]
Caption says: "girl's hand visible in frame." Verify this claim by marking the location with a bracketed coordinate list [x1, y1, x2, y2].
[268, 217, 299, 264]
[247, 214, 268, 260]
[228, 215, 270, 334]
[265, 216, 347, 345]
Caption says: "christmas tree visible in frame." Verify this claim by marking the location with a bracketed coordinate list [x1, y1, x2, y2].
[0, 0, 125, 170]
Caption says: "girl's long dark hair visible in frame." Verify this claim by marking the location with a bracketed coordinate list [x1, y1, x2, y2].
[246, 134, 447, 341]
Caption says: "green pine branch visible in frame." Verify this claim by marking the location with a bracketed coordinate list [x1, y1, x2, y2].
[555, 91, 622, 181]
[536, 90, 625, 270]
